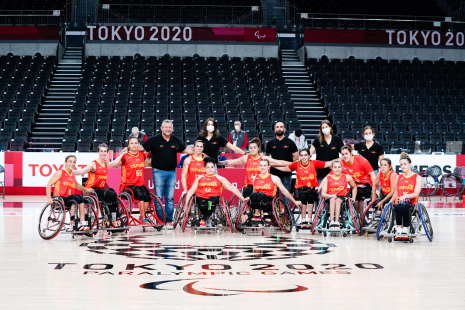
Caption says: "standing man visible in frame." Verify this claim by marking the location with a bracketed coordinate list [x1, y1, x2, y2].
[228, 120, 248, 151]
[288, 129, 308, 151]
[129, 127, 147, 144]
[139, 120, 193, 229]
[265, 122, 299, 205]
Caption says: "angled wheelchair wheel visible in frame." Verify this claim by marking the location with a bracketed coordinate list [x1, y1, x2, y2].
[118, 191, 133, 215]
[235, 199, 252, 232]
[272, 198, 293, 233]
[441, 173, 464, 197]
[362, 200, 377, 228]
[347, 199, 362, 236]
[420, 173, 439, 196]
[228, 194, 240, 210]
[149, 192, 166, 224]
[173, 193, 187, 229]
[84, 196, 100, 231]
[376, 202, 394, 240]
[220, 198, 234, 233]
[311, 199, 326, 235]
[117, 198, 129, 227]
[182, 197, 195, 233]
[38, 199, 66, 240]
[418, 203, 434, 242]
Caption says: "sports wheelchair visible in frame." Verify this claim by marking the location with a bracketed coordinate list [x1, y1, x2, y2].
[181, 195, 234, 234]
[84, 193, 130, 236]
[38, 196, 99, 240]
[361, 198, 386, 236]
[235, 197, 293, 235]
[118, 188, 166, 232]
[376, 202, 433, 243]
[287, 192, 322, 232]
[311, 196, 362, 237]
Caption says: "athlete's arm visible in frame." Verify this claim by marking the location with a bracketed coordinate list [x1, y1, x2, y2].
[368, 171, 376, 186]
[225, 142, 246, 155]
[263, 156, 292, 167]
[185, 176, 200, 205]
[46, 171, 62, 204]
[347, 175, 357, 202]
[76, 182, 94, 194]
[108, 148, 128, 168]
[322, 159, 335, 168]
[181, 156, 191, 192]
[320, 177, 331, 199]
[144, 158, 151, 167]
[292, 151, 299, 162]
[309, 145, 316, 157]
[272, 175, 301, 206]
[218, 175, 246, 202]
[183, 146, 194, 155]
[371, 173, 381, 203]
[73, 162, 95, 175]
[273, 166, 292, 172]
[377, 173, 397, 208]
[218, 154, 247, 166]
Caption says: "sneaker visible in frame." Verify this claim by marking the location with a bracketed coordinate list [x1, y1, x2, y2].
[206, 219, 212, 227]
[112, 220, 120, 228]
[199, 220, 206, 227]
[166, 222, 174, 230]
[402, 227, 409, 234]
[396, 226, 402, 234]
[103, 220, 111, 228]
[78, 225, 90, 231]
[143, 218, 151, 225]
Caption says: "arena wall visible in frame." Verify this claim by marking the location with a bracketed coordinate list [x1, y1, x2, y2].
[0, 42, 58, 56]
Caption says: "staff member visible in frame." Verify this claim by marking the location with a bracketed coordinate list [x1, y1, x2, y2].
[139, 120, 194, 229]
[265, 122, 299, 205]
[228, 120, 248, 151]
[310, 120, 344, 183]
[197, 118, 245, 159]
[289, 129, 308, 151]
[351, 126, 384, 174]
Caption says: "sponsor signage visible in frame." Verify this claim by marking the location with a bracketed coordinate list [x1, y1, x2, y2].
[0, 26, 60, 40]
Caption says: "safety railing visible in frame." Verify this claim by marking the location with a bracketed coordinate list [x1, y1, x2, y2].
[0, 10, 65, 25]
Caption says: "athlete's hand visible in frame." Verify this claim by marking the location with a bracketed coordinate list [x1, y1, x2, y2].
[182, 191, 187, 196]
[86, 188, 95, 194]
[47, 198, 54, 205]
[398, 195, 407, 203]
[349, 197, 355, 203]
[120, 148, 128, 155]
[294, 200, 302, 207]
[376, 200, 384, 209]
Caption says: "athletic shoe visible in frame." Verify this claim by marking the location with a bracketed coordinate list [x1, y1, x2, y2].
[402, 227, 409, 234]
[206, 219, 212, 227]
[112, 220, 121, 228]
[103, 220, 111, 228]
[166, 222, 174, 230]
[78, 225, 90, 231]
[199, 220, 206, 227]
[143, 218, 151, 225]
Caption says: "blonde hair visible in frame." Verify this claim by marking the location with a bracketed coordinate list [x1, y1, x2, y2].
[331, 160, 342, 168]
[400, 152, 411, 163]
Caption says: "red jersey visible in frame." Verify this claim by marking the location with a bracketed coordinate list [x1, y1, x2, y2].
[120, 151, 146, 192]
[396, 173, 418, 204]
[289, 160, 325, 189]
[253, 174, 277, 197]
[85, 160, 108, 189]
[187, 155, 205, 190]
[380, 170, 397, 195]
[342, 155, 374, 185]
[196, 175, 222, 199]
[244, 154, 261, 187]
[54, 170, 76, 197]
[326, 174, 348, 196]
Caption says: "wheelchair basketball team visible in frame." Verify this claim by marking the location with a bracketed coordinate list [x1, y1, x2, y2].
[43, 120, 426, 239]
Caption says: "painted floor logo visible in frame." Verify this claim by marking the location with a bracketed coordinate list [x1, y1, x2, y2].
[84, 235, 337, 261]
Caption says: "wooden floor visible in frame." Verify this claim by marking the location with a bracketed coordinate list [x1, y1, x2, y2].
[0, 197, 464, 309]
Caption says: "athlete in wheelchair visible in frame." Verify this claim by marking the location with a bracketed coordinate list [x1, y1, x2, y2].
[312, 160, 360, 237]
[39, 155, 99, 240]
[182, 157, 246, 234]
[377, 153, 433, 242]
[235, 158, 301, 235]
[362, 158, 398, 235]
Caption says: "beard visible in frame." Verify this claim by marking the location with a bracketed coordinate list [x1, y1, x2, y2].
[276, 130, 284, 136]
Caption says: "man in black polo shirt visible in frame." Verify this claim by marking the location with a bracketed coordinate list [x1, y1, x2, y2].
[139, 120, 193, 229]
[265, 122, 299, 205]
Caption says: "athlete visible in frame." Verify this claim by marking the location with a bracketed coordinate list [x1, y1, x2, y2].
[371, 158, 398, 212]
[273, 147, 334, 226]
[321, 160, 357, 230]
[340, 145, 376, 217]
[250, 158, 301, 221]
[113, 137, 152, 224]
[73, 143, 128, 228]
[46, 155, 95, 231]
[181, 140, 205, 193]
[185, 157, 246, 227]
[389, 152, 422, 234]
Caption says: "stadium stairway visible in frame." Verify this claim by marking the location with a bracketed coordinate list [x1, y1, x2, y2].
[29, 47, 82, 151]
[281, 49, 325, 142]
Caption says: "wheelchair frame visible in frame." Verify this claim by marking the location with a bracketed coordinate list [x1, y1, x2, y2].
[84, 193, 130, 236]
[288, 191, 322, 232]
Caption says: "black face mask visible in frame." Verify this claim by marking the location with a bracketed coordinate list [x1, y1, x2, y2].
[276, 130, 284, 137]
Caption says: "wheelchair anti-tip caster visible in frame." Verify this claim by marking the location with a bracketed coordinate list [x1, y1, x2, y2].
[72, 234, 76, 240]
[242, 230, 246, 235]
[108, 231, 112, 236]
[142, 227, 146, 232]
[388, 238, 393, 243]
[156, 227, 162, 232]
[125, 229, 129, 234]
[342, 232, 348, 237]
[194, 229, 197, 235]
[323, 232, 327, 237]
[296, 227, 300, 232]
[216, 229, 220, 234]
[409, 238, 414, 243]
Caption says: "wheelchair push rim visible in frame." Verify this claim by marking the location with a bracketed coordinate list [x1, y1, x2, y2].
[182, 196, 196, 233]
[38, 199, 66, 240]
[418, 203, 434, 242]
[376, 202, 394, 240]
[311, 199, 326, 235]
[149, 192, 166, 226]
[173, 193, 187, 229]
[272, 198, 293, 234]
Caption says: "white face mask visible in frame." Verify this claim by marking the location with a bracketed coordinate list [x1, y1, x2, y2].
[235, 126, 241, 131]
[207, 125, 215, 133]
[364, 135, 374, 141]
[322, 128, 331, 135]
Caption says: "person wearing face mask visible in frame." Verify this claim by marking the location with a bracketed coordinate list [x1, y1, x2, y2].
[197, 118, 246, 159]
[351, 126, 384, 175]
[228, 120, 248, 151]
[288, 129, 308, 151]
[310, 120, 344, 183]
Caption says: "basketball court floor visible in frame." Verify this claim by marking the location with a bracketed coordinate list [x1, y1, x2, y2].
[0, 196, 464, 309]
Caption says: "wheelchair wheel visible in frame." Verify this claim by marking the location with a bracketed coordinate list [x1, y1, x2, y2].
[362, 200, 377, 228]
[272, 198, 293, 233]
[376, 202, 394, 240]
[420, 173, 439, 196]
[228, 194, 240, 210]
[418, 203, 434, 242]
[182, 197, 195, 232]
[347, 199, 362, 236]
[84, 197, 100, 232]
[118, 191, 133, 215]
[441, 173, 464, 197]
[173, 193, 187, 229]
[311, 199, 326, 235]
[235, 199, 252, 232]
[220, 198, 234, 233]
[38, 199, 66, 240]
[117, 198, 129, 227]
[149, 193, 166, 224]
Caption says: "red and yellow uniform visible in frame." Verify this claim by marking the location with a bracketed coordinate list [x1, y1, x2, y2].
[187, 155, 205, 190]
[85, 160, 108, 189]
[380, 170, 397, 195]
[396, 173, 418, 204]
[342, 155, 374, 185]
[244, 154, 261, 187]
[120, 151, 146, 192]
[253, 174, 277, 197]
[196, 175, 222, 199]
[288, 160, 324, 189]
[54, 170, 76, 197]
[326, 174, 348, 197]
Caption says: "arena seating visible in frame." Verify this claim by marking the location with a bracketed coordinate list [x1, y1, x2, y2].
[0, 54, 56, 151]
[61, 54, 299, 152]
[308, 56, 465, 153]
[0, 0, 65, 11]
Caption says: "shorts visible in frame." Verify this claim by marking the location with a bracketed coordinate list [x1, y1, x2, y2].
[126, 185, 151, 202]
[61, 195, 85, 208]
[250, 192, 274, 212]
[295, 187, 318, 204]
[356, 184, 372, 201]
[93, 188, 118, 211]
[242, 186, 253, 198]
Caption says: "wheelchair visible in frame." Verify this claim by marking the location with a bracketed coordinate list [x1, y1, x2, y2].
[311, 196, 362, 237]
[361, 198, 387, 236]
[173, 192, 189, 229]
[84, 193, 130, 236]
[235, 197, 293, 235]
[181, 195, 234, 234]
[38, 196, 99, 240]
[118, 187, 166, 232]
[376, 202, 434, 243]
[288, 192, 322, 232]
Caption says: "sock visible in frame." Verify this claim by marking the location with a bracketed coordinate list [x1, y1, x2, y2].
[81, 221, 86, 226]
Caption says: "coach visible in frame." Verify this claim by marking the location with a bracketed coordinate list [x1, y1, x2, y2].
[139, 120, 193, 229]
[265, 122, 298, 205]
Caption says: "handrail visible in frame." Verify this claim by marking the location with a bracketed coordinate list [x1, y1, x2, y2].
[98, 4, 259, 8]
[301, 16, 465, 24]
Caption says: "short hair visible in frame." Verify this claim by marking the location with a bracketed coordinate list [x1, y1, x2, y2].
[194, 140, 204, 147]
[162, 119, 173, 126]
[128, 136, 139, 144]
[204, 157, 218, 166]
[131, 127, 139, 133]
[65, 155, 76, 162]
[234, 120, 241, 124]
[97, 143, 108, 152]
[259, 158, 270, 166]
[331, 160, 342, 168]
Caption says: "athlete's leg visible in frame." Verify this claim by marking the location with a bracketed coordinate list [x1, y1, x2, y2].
[335, 198, 343, 225]
[329, 197, 336, 224]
